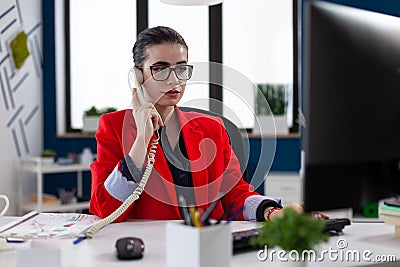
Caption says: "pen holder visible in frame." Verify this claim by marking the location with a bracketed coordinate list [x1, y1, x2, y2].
[166, 222, 231, 267]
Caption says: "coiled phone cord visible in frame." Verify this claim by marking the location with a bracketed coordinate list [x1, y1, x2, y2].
[85, 135, 159, 239]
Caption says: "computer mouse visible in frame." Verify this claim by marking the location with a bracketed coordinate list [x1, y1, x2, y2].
[115, 237, 144, 260]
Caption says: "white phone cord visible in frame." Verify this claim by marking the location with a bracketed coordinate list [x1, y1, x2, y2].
[85, 136, 159, 238]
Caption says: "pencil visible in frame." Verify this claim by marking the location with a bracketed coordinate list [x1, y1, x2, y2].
[189, 207, 202, 228]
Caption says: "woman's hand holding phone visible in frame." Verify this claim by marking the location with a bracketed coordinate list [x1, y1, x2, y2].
[128, 88, 163, 168]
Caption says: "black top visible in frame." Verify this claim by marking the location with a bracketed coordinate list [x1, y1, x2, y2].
[158, 126, 196, 219]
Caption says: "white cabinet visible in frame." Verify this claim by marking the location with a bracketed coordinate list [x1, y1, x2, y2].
[18, 157, 91, 215]
[264, 172, 302, 206]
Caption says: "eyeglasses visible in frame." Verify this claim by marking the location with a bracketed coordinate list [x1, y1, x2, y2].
[146, 64, 194, 81]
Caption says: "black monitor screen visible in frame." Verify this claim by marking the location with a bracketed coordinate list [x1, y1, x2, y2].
[303, 1, 400, 213]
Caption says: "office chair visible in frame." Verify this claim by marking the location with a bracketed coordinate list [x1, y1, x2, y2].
[179, 106, 248, 181]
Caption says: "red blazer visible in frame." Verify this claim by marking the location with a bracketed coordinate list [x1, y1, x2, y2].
[90, 107, 259, 222]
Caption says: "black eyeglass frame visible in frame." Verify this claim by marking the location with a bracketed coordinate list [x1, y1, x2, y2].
[142, 64, 194, 81]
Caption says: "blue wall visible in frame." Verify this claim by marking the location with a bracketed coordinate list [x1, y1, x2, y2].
[43, 0, 97, 156]
[42, 0, 400, 196]
[248, 137, 301, 194]
[43, 0, 95, 197]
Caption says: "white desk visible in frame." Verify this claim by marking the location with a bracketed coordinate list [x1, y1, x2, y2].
[0, 217, 399, 267]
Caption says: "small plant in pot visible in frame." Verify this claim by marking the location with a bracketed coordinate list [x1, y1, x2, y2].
[84, 106, 101, 116]
[250, 208, 329, 266]
[41, 149, 57, 165]
[82, 106, 117, 133]
[254, 83, 290, 135]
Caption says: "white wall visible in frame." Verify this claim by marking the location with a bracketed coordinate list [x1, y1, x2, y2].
[0, 0, 42, 215]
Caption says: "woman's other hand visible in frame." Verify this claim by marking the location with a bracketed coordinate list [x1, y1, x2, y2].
[265, 202, 329, 221]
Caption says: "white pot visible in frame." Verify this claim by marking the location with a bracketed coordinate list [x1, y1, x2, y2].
[82, 116, 100, 133]
[253, 115, 288, 135]
[41, 157, 55, 165]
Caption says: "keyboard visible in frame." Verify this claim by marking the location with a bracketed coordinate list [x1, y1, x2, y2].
[323, 218, 351, 234]
[232, 218, 351, 254]
[232, 227, 263, 254]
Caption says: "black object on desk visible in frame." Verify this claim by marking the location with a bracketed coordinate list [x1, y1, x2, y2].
[322, 218, 351, 235]
[232, 228, 263, 254]
[115, 237, 144, 260]
[232, 218, 351, 254]
[384, 199, 400, 208]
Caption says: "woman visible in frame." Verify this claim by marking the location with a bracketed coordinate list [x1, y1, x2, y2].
[90, 26, 304, 223]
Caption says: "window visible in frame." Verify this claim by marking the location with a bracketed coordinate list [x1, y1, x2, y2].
[67, 0, 137, 130]
[222, 0, 295, 130]
[59, 1, 298, 133]
[148, 0, 210, 110]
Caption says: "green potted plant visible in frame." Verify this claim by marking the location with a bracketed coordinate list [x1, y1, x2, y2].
[250, 208, 329, 266]
[41, 149, 57, 165]
[82, 106, 117, 133]
[254, 83, 290, 135]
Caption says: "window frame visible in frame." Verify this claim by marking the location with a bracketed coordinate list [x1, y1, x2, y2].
[63, 0, 299, 134]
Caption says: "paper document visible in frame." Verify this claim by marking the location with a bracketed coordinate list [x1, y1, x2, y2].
[0, 211, 100, 239]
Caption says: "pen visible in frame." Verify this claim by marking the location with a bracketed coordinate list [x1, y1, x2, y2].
[200, 193, 223, 225]
[178, 195, 191, 225]
[226, 205, 244, 224]
[73, 236, 87, 245]
[215, 202, 236, 224]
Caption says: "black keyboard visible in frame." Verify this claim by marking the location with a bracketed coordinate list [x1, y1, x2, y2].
[232, 228, 263, 254]
[323, 218, 351, 234]
[232, 218, 351, 254]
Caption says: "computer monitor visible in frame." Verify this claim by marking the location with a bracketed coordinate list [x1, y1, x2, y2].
[303, 1, 400, 213]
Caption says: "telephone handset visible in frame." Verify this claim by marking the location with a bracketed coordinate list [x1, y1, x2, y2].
[84, 67, 159, 239]
[128, 67, 161, 132]
[128, 67, 146, 105]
